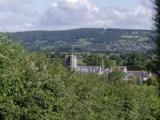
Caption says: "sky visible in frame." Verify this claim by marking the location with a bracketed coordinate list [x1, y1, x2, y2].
[0, 0, 154, 32]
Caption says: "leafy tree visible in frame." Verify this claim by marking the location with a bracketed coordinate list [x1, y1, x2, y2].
[83, 54, 115, 68]
[83, 54, 101, 66]
[154, 0, 160, 97]
[108, 71, 125, 82]
[126, 52, 148, 70]
[103, 56, 116, 68]
[154, 0, 160, 75]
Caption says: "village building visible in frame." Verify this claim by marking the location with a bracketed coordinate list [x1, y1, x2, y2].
[65, 54, 153, 81]
[65, 54, 112, 75]
[125, 71, 152, 81]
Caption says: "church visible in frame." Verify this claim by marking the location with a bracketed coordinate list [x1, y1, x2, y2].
[65, 54, 153, 81]
[65, 54, 125, 75]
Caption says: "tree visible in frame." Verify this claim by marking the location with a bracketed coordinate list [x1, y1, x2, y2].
[83, 54, 115, 68]
[83, 54, 101, 66]
[103, 56, 116, 68]
[108, 71, 125, 82]
[126, 52, 148, 70]
[154, 0, 160, 75]
[154, 0, 160, 96]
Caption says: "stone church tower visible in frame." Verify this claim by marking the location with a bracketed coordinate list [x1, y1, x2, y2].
[70, 54, 77, 70]
[65, 54, 77, 70]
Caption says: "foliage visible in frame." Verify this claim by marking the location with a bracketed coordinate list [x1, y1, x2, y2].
[0, 33, 160, 119]
[108, 71, 125, 82]
[154, 0, 160, 75]
[154, 0, 160, 96]
[126, 52, 148, 70]
[110, 53, 153, 71]
[83, 54, 116, 68]
[83, 54, 102, 66]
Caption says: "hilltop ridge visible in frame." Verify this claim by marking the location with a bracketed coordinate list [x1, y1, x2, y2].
[11, 28, 155, 53]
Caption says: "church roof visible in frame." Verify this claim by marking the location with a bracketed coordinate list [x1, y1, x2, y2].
[75, 66, 106, 74]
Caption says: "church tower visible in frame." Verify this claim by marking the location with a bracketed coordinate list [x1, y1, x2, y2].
[70, 54, 77, 70]
[65, 54, 77, 70]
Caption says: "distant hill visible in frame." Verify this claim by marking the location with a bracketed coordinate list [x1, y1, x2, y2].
[11, 28, 156, 53]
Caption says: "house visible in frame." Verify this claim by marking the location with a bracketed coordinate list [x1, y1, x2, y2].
[116, 66, 152, 81]
[125, 71, 152, 81]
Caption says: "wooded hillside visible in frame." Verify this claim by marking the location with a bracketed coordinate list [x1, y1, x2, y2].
[11, 28, 155, 53]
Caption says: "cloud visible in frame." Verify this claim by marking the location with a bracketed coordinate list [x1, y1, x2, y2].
[37, 0, 154, 30]
[111, 1, 153, 29]
[0, 0, 38, 32]
[0, 0, 31, 14]
[0, 0, 154, 31]
[37, 0, 107, 30]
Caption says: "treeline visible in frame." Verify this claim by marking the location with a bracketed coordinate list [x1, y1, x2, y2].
[0, 33, 160, 119]
[77, 53, 156, 71]
[110, 53, 156, 71]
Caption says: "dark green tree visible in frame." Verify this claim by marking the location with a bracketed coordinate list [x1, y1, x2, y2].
[155, 0, 160, 75]
[126, 52, 148, 70]
[83, 54, 101, 66]
[83, 54, 115, 68]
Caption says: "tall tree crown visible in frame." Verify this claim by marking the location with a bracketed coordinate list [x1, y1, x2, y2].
[154, 0, 160, 74]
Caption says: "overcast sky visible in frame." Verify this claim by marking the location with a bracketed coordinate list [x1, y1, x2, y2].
[0, 0, 154, 32]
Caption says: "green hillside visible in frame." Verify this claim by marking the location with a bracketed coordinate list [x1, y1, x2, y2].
[11, 28, 155, 53]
